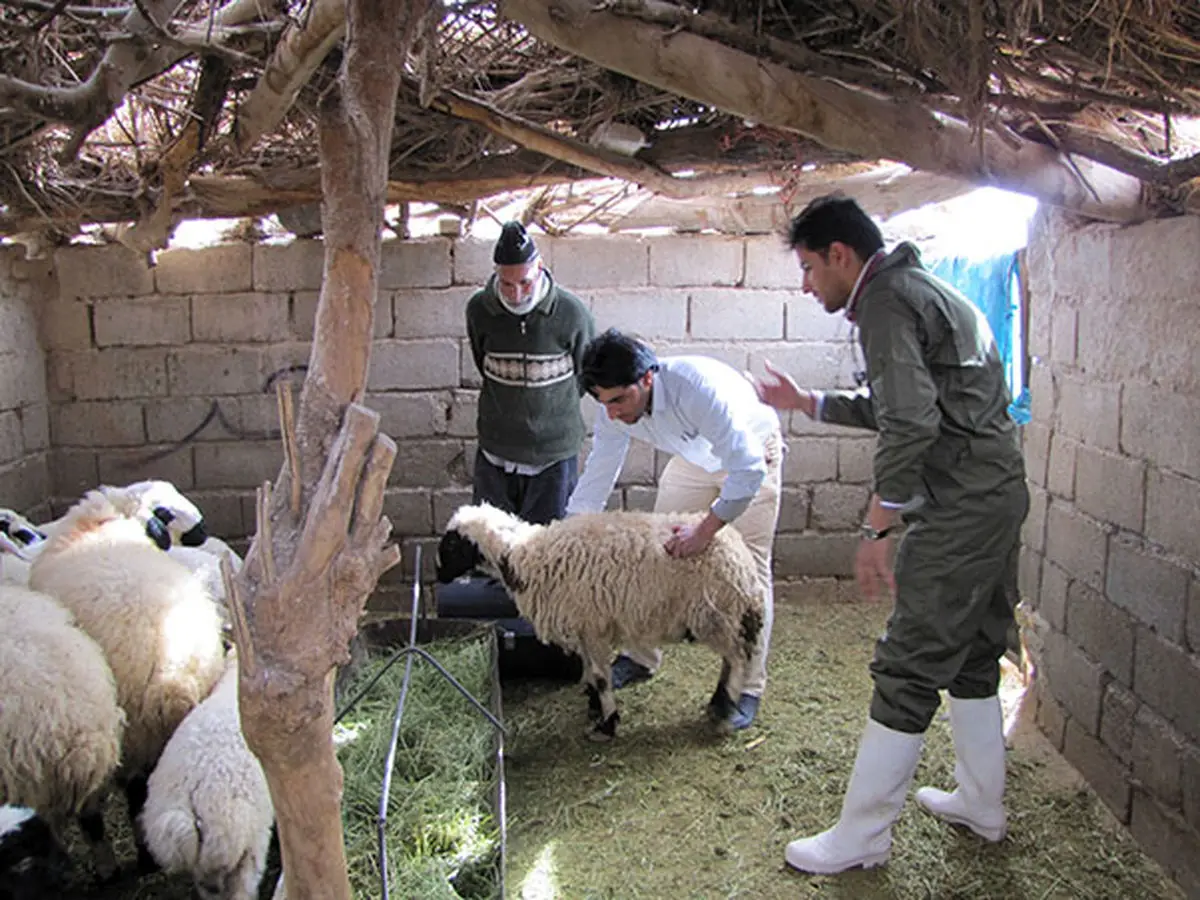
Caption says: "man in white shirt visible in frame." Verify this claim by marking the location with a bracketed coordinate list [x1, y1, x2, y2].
[566, 328, 783, 730]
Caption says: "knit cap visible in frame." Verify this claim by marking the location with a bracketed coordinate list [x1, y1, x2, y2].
[493, 221, 539, 265]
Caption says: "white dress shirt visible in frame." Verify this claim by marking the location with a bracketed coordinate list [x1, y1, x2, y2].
[567, 356, 781, 522]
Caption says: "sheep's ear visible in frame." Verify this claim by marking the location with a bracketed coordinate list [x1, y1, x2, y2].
[179, 522, 208, 547]
[145, 517, 172, 551]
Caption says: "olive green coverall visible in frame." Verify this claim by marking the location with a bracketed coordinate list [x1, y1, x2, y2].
[820, 243, 1029, 734]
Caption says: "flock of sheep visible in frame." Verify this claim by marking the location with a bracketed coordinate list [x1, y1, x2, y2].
[0, 482, 274, 900]
[1, 480, 768, 897]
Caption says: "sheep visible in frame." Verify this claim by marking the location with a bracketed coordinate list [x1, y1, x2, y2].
[0, 584, 126, 882]
[436, 503, 765, 741]
[0, 510, 46, 585]
[0, 805, 71, 900]
[28, 485, 226, 872]
[142, 649, 274, 900]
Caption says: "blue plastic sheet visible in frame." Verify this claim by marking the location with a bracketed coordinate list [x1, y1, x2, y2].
[928, 252, 1030, 424]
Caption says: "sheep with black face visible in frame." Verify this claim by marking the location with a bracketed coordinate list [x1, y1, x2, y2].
[436, 503, 764, 741]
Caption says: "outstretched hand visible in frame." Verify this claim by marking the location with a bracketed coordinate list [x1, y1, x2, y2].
[754, 360, 814, 417]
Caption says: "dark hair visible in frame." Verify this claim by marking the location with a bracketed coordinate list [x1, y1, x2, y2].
[786, 194, 884, 261]
[580, 328, 658, 394]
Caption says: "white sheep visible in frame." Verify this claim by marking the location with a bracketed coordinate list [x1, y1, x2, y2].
[142, 650, 274, 900]
[436, 503, 765, 740]
[0, 584, 126, 880]
[0, 509, 46, 585]
[28, 485, 227, 871]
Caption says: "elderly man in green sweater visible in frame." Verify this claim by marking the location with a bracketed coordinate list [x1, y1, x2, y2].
[755, 195, 1028, 875]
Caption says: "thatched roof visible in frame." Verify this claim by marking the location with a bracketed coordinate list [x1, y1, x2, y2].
[1, 0, 1199, 246]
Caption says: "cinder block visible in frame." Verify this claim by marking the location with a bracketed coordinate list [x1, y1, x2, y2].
[1028, 361, 1054, 427]
[551, 236, 647, 288]
[1022, 421, 1051, 487]
[55, 244, 155, 299]
[1133, 707, 1184, 809]
[392, 288, 470, 339]
[1018, 546, 1041, 606]
[382, 488, 434, 536]
[369, 391, 445, 439]
[1146, 469, 1200, 562]
[784, 408, 861, 437]
[38, 299, 92, 351]
[93, 296, 190, 347]
[51, 401, 145, 447]
[379, 238, 452, 289]
[155, 244, 252, 294]
[1049, 305, 1078, 366]
[0, 294, 38, 352]
[1110, 215, 1200, 304]
[1074, 446, 1145, 531]
[771, 532, 857, 578]
[21, 404, 49, 453]
[368, 339, 460, 391]
[1056, 375, 1120, 450]
[97, 445, 194, 490]
[432, 488, 473, 531]
[1100, 680, 1139, 765]
[1045, 501, 1107, 591]
[291, 291, 391, 340]
[1034, 678, 1066, 750]
[655, 342, 748, 371]
[1122, 382, 1200, 482]
[1183, 741, 1200, 833]
[145, 395, 276, 444]
[1047, 433, 1077, 499]
[589, 288, 687, 339]
[387, 438, 467, 488]
[0, 351, 46, 412]
[1065, 580, 1133, 686]
[1039, 560, 1069, 632]
[1129, 790, 1200, 893]
[56, 349, 168, 401]
[166, 344, 310, 396]
[782, 438, 838, 485]
[744, 236, 797, 289]
[194, 442, 281, 489]
[452, 237, 495, 286]
[690, 289, 785, 340]
[445, 390, 477, 438]
[1023, 484, 1048, 554]
[649, 235, 743, 287]
[617, 440, 656, 486]
[1135, 624, 1200, 744]
[1053, 223, 1115, 308]
[50, 447, 98, 497]
[1063, 718, 1131, 823]
[753, 341, 860, 392]
[252, 240, 324, 291]
[837, 438, 874, 483]
[1027, 291, 1050, 360]
[183, 490, 246, 539]
[1190, 578, 1200, 656]
[1042, 628, 1105, 733]
[776, 487, 809, 532]
[810, 482, 869, 531]
[786, 297, 856, 342]
[1107, 535, 1189, 644]
[0, 456, 50, 514]
[623, 486, 657, 512]
[0, 410, 22, 465]
[192, 293, 290, 343]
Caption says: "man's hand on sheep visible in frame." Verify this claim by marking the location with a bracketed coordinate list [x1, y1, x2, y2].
[664, 512, 723, 558]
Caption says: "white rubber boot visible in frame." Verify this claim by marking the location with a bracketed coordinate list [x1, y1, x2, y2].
[785, 718, 924, 874]
[914, 695, 1007, 842]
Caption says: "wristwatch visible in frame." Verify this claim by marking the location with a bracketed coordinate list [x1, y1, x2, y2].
[859, 523, 894, 541]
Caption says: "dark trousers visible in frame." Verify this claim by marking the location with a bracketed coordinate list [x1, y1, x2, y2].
[868, 479, 1030, 734]
[472, 450, 578, 525]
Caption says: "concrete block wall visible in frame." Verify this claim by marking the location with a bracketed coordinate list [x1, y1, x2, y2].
[41, 233, 869, 604]
[1020, 209, 1200, 895]
[0, 247, 52, 519]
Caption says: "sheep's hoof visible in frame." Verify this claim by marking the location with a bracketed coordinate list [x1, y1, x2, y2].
[707, 690, 737, 723]
[586, 711, 619, 742]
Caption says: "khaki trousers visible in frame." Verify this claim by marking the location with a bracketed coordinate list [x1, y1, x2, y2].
[624, 433, 782, 696]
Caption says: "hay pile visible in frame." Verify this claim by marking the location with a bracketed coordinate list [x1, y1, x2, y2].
[500, 583, 1184, 900]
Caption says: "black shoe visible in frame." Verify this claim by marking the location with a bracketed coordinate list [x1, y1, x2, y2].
[610, 654, 653, 689]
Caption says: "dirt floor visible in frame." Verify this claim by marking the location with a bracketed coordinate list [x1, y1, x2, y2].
[499, 581, 1185, 900]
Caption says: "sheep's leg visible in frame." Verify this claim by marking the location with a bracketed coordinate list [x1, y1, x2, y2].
[76, 796, 118, 883]
[580, 642, 620, 742]
[122, 773, 159, 874]
[707, 658, 739, 726]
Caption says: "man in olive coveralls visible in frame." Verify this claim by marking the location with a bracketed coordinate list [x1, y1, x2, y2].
[755, 195, 1028, 875]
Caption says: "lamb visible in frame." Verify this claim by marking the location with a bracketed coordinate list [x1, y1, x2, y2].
[142, 650, 275, 900]
[0, 509, 46, 584]
[0, 584, 126, 881]
[436, 503, 765, 740]
[28, 485, 226, 871]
